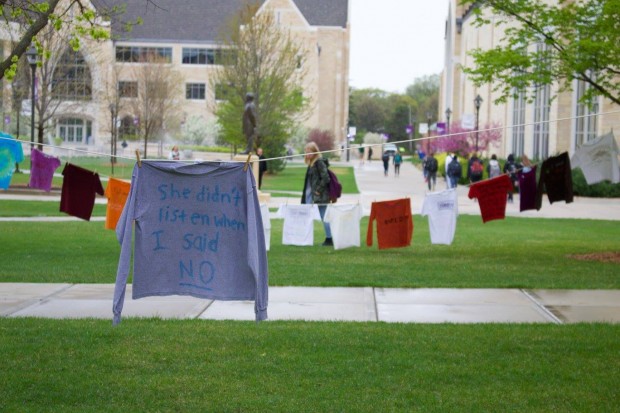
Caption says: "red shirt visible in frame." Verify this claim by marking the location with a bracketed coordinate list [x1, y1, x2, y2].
[366, 198, 413, 249]
[60, 163, 104, 221]
[468, 175, 513, 223]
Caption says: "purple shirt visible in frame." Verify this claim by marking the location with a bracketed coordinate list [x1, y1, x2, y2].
[29, 148, 61, 192]
[518, 166, 537, 212]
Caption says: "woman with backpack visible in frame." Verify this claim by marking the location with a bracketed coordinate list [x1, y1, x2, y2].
[301, 141, 333, 246]
[487, 154, 502, 178]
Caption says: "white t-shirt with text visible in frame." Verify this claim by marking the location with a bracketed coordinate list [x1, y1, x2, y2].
[420, 189, 458, 245]
[276, 204, 322, 246]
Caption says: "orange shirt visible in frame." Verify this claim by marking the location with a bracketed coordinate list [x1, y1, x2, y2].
[366, 198, 413, 250]
[104, 178, 131, 230]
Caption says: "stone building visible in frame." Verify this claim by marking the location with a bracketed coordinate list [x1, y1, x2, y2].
[1, 0, 350, 154]
[440, 1, 619, 159]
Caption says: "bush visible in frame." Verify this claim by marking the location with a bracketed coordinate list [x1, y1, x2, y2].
[307, 128, 336, 159]
[572, 168, 620, 198]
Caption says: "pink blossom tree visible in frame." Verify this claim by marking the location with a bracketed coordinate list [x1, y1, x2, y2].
[431, 121, 503, 156]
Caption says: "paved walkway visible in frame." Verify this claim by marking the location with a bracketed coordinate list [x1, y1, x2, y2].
[2, 156, 620, 324]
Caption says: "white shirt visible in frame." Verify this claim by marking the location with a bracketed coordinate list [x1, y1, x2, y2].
[260, 203, 271, 251]
[276, 204, 322, 246]
[324, 204, 363, 250]
[571, 132, 620, 185]
[420, 189, 458, 245]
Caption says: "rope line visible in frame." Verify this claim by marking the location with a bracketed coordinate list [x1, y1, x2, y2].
[1, 108, 617, 167]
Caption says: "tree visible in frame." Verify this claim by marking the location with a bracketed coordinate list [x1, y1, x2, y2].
[348, 88, 388, 133]
[30, 27, 91, 148]
[0, 0, 141, 80]
[129, 55, 183, 158]
[431, 121, 502, 157]
[462, 0, 620, 106]
[405, 74, 439, 124]
[210, 3, 309, 172]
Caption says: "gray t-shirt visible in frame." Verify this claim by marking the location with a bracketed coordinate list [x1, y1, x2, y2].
[113, 161, 268, 324]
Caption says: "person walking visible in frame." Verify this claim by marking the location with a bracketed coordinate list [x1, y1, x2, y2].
[444, 153, 454, 189]
[301, 141, 333, 246]
[424, 152, 439, 191]
[257, 147, 267, 189]
[487, 154, 501, 178]
[393, 151, 402, 177]
[467, 152, 484, 183]
[503, 153, 522, 203]
[447, 155, 462, 189]
[382, 151, 390, 177]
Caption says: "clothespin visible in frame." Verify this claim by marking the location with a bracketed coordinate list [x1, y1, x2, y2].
[243, 152, 252, 172]
[135, 149, 142, 167]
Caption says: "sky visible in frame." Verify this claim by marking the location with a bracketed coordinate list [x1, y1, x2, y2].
[349, 0, 449, 94]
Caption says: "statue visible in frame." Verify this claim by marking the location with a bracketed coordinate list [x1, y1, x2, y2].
[241, 92, 257, 154]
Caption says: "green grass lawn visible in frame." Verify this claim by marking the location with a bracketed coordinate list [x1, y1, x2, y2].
[0, 200, 107, 217]
[1, 185, 619, 411]
[261, 163, 359, 194]
[0, 215, 618, 288]
[1, 319, 618, 412]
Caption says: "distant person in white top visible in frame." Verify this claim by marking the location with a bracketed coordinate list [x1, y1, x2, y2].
[445, 153, 454, 188]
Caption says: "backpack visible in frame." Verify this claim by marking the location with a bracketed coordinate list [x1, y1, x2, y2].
[326, 168, 342, 203]
[470, 159, 484, 177]
[489, 162, 501, 178]
[426, 156, 438, 173]
[448, 160, 461, 177]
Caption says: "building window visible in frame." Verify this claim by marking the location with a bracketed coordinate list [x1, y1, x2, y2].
[181, 48, 235, 65]
[575, 77, 598, 147]
[119, 115, 139, 141]
[182, 48, 214, 65]
[57, 118, 92, 143]
[186, 83, 206, 100]
[118, 81, 138, 98]
[532, 83, 550, 160]
[511, 89, 526, 156]
[52, 49, 92, 101]
[116, 46, 172, 63]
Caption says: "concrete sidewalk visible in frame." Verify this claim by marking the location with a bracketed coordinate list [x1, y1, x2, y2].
[2, 283, 620, 324]
[1, 156, 619, 324]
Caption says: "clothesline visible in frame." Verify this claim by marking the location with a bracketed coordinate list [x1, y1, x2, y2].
[1, 108, 618, 167]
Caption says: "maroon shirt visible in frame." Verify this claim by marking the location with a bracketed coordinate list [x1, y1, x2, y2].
[468, 174, 513, 223]
[60, 163, 104, 221]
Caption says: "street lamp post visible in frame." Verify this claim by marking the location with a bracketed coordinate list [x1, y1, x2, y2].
[426, 111, 432, 155]
[109, 104, 116, 175]
[445, 108, 452, 136]
[25, 46, 38, 150]
[474, 95, 483, 153]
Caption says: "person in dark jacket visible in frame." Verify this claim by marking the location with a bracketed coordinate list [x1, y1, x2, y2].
[503, 153, 522, 202]
[301, 141, 332, 246]
[382, 151, 390, 176]
[447, 155, 462, 189]
[257, 147, 267, 189]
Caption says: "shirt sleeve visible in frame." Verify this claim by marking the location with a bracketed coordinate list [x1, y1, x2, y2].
[366, 203, 377, 246]
[245, 169, 268, 321]
[112, 166, 139, 325]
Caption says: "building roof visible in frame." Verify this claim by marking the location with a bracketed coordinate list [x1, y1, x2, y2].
[99, 0, 348, 44]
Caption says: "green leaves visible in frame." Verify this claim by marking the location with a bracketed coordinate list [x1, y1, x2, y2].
[462, 0, 620, 105]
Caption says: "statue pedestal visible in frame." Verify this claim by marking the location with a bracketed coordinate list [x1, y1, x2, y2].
[233, 154, 271, 204]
